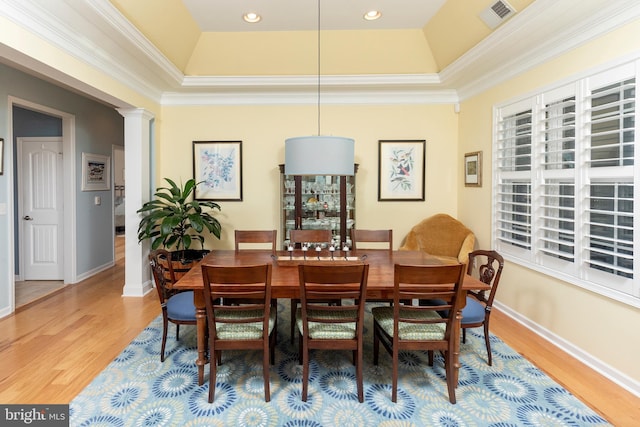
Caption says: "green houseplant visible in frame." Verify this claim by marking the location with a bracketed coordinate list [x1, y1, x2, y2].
[137, 178, 221, 263]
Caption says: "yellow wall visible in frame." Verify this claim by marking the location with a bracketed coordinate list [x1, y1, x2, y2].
[110, 0, 200, 71]
[458, 19, 640, 383]
[159, 103, 459, 249]
[424, 0, 535, 70]
[186, 30, 438, 75]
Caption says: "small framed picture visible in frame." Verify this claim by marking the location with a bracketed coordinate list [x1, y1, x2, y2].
[193, 140, 243, 201]
[0, 138, 4, 175]
[81, 152, 110, 191]
[464, 151, 482, 187]
[378, 140, 426, 201]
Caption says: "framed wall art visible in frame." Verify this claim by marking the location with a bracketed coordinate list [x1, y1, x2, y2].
[378, 140, 425, 201]
[193, 140, 243, 201]
[81, 152, 110, 191]
[464, 151, 482, 187]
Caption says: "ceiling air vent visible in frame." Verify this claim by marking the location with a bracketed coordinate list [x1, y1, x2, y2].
[479, 0, 516, 29]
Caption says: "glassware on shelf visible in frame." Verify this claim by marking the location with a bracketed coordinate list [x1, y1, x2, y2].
[279, 164, 357, 250]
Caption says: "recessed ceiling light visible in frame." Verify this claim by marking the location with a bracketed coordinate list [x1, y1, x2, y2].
[243, 12, 261, 23]
[363, 10, 381, 21]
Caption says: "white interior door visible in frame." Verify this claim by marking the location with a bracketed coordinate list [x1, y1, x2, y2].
[18, 137, 64, 280]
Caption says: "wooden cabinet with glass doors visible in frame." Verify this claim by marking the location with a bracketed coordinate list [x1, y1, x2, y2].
[279, 164, 358, 249]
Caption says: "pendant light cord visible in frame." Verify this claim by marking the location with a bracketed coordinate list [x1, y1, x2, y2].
[317, 0, 321, 136]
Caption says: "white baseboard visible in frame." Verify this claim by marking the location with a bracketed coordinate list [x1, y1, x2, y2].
[0, 306, 13, 318]
[494, 301, 640, 398]
[74, 260, 115, 283]
[122, 279, 154, 297]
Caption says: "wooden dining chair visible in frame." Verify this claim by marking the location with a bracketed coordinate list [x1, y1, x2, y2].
[235, 229, 277, 253]
[462, 250, 504, 366]
[372, 263, 466, 404]
[351, 229, 396, 305]
[351, 229, 393, 252]
[288, 229, 335, 342]
[419, 250, 505, 366]
[289, 229, 333, 248]
[233, 230, 278, 335]
[201, 263, 276, 403]
[149, 249, 197, 362]
[297, 262, 369, 402]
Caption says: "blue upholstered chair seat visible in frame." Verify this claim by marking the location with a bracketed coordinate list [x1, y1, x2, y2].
[420, 296, 486, 325]
[461, 297, 486, 324]
[166, 291, 196, 321]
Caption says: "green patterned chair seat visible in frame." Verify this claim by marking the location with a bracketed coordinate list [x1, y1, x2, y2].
[215, 309, 276, 340]
[296, 307, 357, 339]
[372, 306, 445, 340]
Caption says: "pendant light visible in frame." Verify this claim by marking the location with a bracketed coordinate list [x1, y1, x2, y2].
[284, 0, 355, 176]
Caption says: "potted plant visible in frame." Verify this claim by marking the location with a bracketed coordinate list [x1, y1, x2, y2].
[137, 178, 221, 267]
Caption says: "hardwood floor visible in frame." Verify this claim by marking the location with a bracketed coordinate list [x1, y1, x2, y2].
[0, 241, 638, 425]
[14, 236, 125, 310]
[15, 280, 67, 309]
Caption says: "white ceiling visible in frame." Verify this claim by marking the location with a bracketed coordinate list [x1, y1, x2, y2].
[182, 0, 447, 32]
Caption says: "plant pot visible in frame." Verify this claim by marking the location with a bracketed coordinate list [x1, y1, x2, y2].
[170, 249, 210, 279]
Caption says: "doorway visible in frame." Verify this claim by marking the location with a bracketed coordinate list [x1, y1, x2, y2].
[9, 98, 77, 310]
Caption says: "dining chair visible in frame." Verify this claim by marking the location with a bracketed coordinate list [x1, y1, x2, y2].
[289, 229, 333, 248]
[235, 229, 277, 253]
[288, 229, 335, 342]
[233, 230, 278, 336]
[351, 228, 392, 252]
[462, 250, 504, 366]
[201, 263, 276, 403]
[149, 249, 197, 362]
[351, 229, 395, 305]
[372, 263, 466, 404]
[296, 262, 369, 402]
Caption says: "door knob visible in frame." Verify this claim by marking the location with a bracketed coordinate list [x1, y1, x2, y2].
[23, 215, 33, 221]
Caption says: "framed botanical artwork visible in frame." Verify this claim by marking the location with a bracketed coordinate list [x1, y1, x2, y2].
[0, 138, 4, 175]
[378, 140, 426, 201]
[81, 152, 110, 191]
[193, 140, 243, 201]
[464, 151, 482, 187]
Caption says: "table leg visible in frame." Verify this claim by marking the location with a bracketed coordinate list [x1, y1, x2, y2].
[194, 291, 207, 385]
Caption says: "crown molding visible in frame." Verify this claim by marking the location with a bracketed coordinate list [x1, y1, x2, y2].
[0, 0, 180, 104]
[3, 0, 640, 108]
[181, 73, 441, 89]
[172, 73, 451, 105]
[85, 0, 184, 86]
[162, 85, 458, 106]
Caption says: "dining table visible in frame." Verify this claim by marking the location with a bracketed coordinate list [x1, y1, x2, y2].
[173, 249, 491, 386]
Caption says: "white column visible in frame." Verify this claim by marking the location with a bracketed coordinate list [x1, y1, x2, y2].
[117, 108, 154, 297]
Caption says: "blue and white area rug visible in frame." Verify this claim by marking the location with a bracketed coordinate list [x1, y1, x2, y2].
[71, 302, 610, 426]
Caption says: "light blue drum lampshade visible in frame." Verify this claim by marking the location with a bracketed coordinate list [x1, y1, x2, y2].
[285, 136, 355, 176]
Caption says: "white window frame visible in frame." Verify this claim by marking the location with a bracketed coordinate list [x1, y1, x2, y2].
[492, 57, 640, 308]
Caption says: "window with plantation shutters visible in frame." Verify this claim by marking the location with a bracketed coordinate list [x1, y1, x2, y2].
[585, 182, 633, 279]
[493, 59, 639, 306]
[541, 180, 575, 262]
[588, 79, 635, 167]
[496, 105, 533, 251]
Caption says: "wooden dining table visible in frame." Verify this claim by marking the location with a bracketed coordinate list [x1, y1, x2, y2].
[173, 249, 491, 385]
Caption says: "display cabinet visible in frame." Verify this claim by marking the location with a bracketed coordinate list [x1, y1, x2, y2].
[279, 164, 358, 249]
